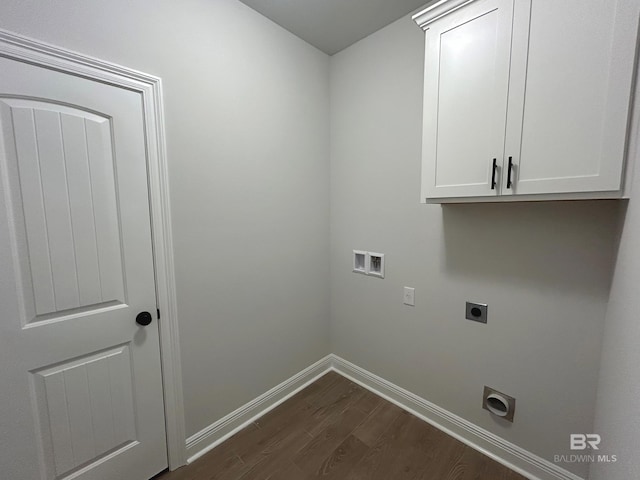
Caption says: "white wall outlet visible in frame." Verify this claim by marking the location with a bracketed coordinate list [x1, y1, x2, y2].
[368, 252, 385, 278]
[403, 287, 415, 306]
[353, 250, 367, 274]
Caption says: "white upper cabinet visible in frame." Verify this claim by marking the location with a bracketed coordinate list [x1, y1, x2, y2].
[413, 0, 639, 202]
[422, 0, 514, 199]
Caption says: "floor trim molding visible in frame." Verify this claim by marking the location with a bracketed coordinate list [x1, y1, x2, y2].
[329, 354, 583, 480]
[184, 354, 583, 480]
[185, 355, 333, 463]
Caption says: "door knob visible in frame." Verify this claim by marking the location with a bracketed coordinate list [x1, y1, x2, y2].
[136, 311, 153, 326]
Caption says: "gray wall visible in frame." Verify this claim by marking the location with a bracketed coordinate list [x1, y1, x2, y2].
[590, 109, 640, 477]
[0, 0, 331, 438]
[1, 1, 633, 476]
[329, 15, 621, 477]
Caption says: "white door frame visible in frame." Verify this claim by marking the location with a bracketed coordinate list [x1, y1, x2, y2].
[0, 29, 187, 470]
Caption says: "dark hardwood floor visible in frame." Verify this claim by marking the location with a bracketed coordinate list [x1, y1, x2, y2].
[159, 372, 526, 480]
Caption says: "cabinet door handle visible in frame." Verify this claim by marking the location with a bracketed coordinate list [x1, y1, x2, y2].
[507, 156, 514, 189]
[491, 158, 497, 190]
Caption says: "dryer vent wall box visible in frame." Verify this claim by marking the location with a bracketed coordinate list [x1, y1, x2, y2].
[413, 0, 639, 203]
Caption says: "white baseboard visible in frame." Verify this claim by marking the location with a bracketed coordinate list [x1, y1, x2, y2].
[185, 355, 332, 463]
[329, 354, 583, 480]
[184, 354, 583, 480]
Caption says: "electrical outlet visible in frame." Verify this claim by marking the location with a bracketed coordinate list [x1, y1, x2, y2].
[403, 287, 415, 306]
[465, 301, 488, 323]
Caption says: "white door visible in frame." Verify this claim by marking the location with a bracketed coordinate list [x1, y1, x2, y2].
[0, 55, 167, 480]
[420, 0, 514, 200]
[502, 0, 636, 196]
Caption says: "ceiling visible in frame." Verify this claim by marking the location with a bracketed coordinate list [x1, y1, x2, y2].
[237, 0, 432, 55]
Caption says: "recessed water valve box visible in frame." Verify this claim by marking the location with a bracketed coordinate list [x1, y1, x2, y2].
[353, 250, 367, 274]
[368, 252, 385, 278]
[352, 250, 385, 278]
[465, 301, 487, 323]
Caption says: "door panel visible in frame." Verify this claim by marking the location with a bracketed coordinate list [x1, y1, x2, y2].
[0, 56, 167, 480]
[1, 99, 125, 325]
[32, 345, 136, 477]
[421, 0, 513, 199]
[503, 0, 636, 195]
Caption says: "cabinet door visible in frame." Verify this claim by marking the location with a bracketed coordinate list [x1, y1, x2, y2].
[421, 0, 514, 200]
[503, 0, 638, 196]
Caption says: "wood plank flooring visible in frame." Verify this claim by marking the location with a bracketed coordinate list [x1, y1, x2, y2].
[158, 372, 526, 480]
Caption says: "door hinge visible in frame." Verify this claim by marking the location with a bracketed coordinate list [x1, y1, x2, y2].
[157, 308, 161, 320]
